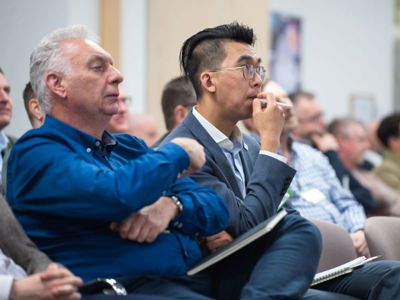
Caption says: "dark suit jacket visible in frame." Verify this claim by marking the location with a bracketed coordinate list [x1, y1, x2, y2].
[163, 112, 296, 237]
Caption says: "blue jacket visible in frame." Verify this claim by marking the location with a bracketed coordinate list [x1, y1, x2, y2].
[7, 115, 229, 281]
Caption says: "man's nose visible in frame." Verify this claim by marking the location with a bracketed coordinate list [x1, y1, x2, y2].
[109, 66, 124, 84]
[0, 89, 11, 103]
[250, 73, 263, 88]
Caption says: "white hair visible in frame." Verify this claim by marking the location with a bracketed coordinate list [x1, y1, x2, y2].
[29, 25, 98, 113]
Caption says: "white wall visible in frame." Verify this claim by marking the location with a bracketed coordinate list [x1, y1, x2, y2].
[270, 0, 395, 122]
[0, 0, 99, 137]
[120, 0, 147, 113]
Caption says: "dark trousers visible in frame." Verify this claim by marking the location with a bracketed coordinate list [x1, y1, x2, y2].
[85, 213, 324, 300]
[85, 214, 400, 299]
[313, 260, 400, 300]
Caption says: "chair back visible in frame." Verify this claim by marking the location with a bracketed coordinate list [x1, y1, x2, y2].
[365, 216, 400, 260]
[311, 219, 357, 272]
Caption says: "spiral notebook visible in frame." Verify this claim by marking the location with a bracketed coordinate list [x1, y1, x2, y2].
[311, 255, 381, 286]
[187, 209, 287, 276]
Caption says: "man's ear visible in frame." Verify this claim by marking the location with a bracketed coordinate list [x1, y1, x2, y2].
[46, 71, 66, 98]
[199, 72, 216, 93]
[388, 136, 400, 151]
[173, 105, 190, 125]
[29, 99, 45, 123]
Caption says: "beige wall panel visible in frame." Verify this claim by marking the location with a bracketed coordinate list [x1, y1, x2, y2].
[148, 0, 270, 133]
[100, 0, 121, 69]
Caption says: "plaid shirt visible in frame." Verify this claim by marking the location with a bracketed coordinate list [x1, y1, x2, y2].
[288, 141, 366, 233]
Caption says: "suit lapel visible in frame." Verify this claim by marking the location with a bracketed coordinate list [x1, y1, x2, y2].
[239, 146, 251, 187]
[182, 113, 244, 198]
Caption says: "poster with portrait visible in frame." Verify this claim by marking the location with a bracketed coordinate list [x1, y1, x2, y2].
[270, 12, 302, 94]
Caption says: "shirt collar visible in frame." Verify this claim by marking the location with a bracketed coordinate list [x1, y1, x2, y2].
[192, 107, 243, 153]
[0, 131, 9, 152]
[44, 115, 118, 155]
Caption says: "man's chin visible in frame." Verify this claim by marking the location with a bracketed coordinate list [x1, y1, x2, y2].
[0, 117, 11, 130]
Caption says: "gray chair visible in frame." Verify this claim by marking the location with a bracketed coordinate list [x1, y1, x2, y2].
[311, 219, 357, 272]
[365, 216, 400, 260]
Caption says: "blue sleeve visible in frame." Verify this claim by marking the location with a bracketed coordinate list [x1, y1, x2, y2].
[320, 154, 366, 233]
[167, 177, 229, 236]
[7, 138, 191, 222]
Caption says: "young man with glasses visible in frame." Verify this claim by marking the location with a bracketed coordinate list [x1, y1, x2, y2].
[162, 22, 352, 300]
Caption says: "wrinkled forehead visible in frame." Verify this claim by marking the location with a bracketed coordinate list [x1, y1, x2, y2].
[0, 72, 9, 86]
[61, 38, 113, 64]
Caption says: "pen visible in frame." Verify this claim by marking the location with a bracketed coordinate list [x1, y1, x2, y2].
[278, 189, 293, 211]
[260, 100, 293, 108]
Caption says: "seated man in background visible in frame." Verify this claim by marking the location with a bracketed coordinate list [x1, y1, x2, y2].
[289, 91, 378, 214]
[328, 117, 400, 216]
[105, 87, 130, 134]
[127, 112, 159, 147]
[0, 68, 16, 194]
[375, 112, 400, 191]
[0, 194, 82, 300]
[156, 75, 197, 146]
[23, 82, 45, 128]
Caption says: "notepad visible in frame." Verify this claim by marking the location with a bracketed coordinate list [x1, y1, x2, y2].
[311, 255, 381, 286]
[187, 209, 287, 276]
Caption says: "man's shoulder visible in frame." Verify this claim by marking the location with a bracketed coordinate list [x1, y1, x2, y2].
[293, 140, 325, 157]
[161, 120, 198, 145]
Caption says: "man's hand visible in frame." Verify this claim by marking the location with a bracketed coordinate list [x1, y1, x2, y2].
[170, 137, 205, 175]
[110, 196, 178, 243]
[206, 231, 233, 252]
[252, 93, 287, 153]
[11, 263, 83, 300]
[311, 133, 338, 153]
[350, 230, 370, 257]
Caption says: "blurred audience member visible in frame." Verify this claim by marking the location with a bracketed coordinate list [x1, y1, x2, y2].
[0, 68, 16, 193]
[106, 87, 130, 134]
[363, 120, 383, 169]
[0, 194, 82, 300]
[156, 76, 196, 146]
[289, 91, 377, 213]
[329, 118, 400, 216]
[23, 82, 45, 128]
[265, 82, 369, 256]
[2, 263, 82, 300]
[375, 113, 400, 191]
[127, 112, 159, 147]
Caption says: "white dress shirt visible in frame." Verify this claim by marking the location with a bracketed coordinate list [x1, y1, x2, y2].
[0, 248, 27, 300]
[192, 108, 287, 196]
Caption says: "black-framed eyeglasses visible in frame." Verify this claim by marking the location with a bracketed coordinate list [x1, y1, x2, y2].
[210, 64, 267, 81]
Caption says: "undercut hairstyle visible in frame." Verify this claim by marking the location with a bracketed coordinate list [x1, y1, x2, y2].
[328, 117, 363, 139]
[377, 113, 400, 148]
[161, 76, 196, 131]
[30, 25, 97, 113]
[180, 22, 255, 98]
[288, 91, 315, 105]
